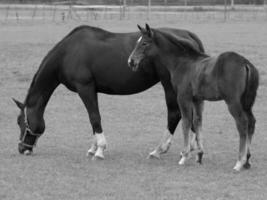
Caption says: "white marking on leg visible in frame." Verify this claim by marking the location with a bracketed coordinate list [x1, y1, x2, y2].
[159, 129, 173, 153]
[233, 160, 244, 171]
[179, 118, 191, 166]
[87, 135, 97, 157]
[24, 150, 32, 155]
[190, 132, 197, 151]
[234, 147, 247, 171]
[148, 149, 161, 159]
[149, 129, 173, 159]
[234, 135, 248, 171]
[179, 156, 187, 165]
[94, 132, 107, 159]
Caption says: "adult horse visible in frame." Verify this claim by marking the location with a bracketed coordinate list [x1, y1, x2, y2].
[13, 25, 205, 159]
[128, 24, 259, 171]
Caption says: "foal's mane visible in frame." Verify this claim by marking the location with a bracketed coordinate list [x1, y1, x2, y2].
[155, 29, 208, 57]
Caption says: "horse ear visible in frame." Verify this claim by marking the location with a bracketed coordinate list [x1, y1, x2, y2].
[12, 98, 24, 110]
[137, 24, 145, 33]
[145, 23, 153, 38]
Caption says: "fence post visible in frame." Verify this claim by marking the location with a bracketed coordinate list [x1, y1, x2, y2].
[15, 5, 19, 23]
[147, 0, 151, 20]
[42, 4, 46, 22]
[5, 5, 10, 21]
[164, 0, 167, 20]
[53, 5, 57, 22]
[183, 0, 188, 20]
[32, 5, 37, 20]
[123, 0, 126, 19]
[230, 0, 235, 9]
[224, 0, 228, 21]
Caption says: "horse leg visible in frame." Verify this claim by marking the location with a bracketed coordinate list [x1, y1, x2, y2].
[189, 132, 197, 151]
[227, 101, 249, 171]
[76, 82, 106, 160]
[177, 98, 193, 165]
[149, 81, 180, 159]
[193, 100, 204, 164]
[87, 135, 97, 156]
[179, 118, 192, 165]
[243, 109, 256, 169]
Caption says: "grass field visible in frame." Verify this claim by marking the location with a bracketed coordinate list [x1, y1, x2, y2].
[0, 19, 267, 200]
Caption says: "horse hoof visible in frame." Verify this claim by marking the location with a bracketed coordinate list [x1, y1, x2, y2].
[196, 158, 202, 165]
[148, 150, 161, 159]
[233, 161, 243, 172]
[86, 150, 96, 157]
[24, 150, 32, 155]
[92, 155, 104, 161]
[196, 152, 203, 164]
[178, 157, 186, 165]
[243, 162, 251, 169]
[94, 148, 105, 160]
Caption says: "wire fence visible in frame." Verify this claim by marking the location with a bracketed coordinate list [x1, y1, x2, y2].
[0, 0, 267, 23]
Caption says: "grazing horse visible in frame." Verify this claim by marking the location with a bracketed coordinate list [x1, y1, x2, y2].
[13, 25, 205, 159]
[128, 24, 259, 171]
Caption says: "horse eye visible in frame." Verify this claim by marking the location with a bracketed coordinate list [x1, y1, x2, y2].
[142, 42, 148, 46]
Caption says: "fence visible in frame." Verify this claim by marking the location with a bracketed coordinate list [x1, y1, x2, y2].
[0, 0, 267, 23]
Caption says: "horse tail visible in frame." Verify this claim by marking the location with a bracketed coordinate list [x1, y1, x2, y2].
[241, 61, 259, 112]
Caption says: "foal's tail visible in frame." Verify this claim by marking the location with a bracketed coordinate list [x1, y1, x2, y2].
[241, 60, 259, 111]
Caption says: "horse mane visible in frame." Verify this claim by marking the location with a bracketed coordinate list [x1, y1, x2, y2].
[187, 31, 205, 53]
[156, 29, 208, 57]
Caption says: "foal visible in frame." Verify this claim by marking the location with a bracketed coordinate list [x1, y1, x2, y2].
[128, 24, 259, 171]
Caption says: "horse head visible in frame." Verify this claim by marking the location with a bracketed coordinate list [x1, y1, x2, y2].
[13, 98, 44, 155]
[128, 24, 157, 71]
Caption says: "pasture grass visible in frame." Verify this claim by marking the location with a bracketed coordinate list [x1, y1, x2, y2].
[0, 20, 267, 200]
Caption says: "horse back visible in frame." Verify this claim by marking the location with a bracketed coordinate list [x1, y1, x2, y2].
[56, 26, 159, 94]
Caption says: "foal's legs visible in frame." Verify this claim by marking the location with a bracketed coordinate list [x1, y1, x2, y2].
[192, 100, 204, 164]
[243, 109, 256, 169]
[227, 101, 249, 171]
[76, 82, 107, 159]
[178, 98, 193, 165]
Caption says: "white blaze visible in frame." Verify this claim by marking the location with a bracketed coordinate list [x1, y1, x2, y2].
[137, 36, 142, 43]
[128, 36, 143, 66]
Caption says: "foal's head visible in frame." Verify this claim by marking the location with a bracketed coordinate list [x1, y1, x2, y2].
[128, 24, 158, 71]
[13, 98, 43, 155]
[128, 24, 207, 72]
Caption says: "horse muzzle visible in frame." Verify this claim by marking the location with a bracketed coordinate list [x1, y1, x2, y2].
[127, 58, 140, 72]
[18, 143, 33, 155]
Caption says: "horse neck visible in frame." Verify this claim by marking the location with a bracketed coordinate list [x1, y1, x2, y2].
[155, 51, 194, 72]
[155, 31, 207, 72]
[24, 67, 59, 133]
[157, 45, 209, 73]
